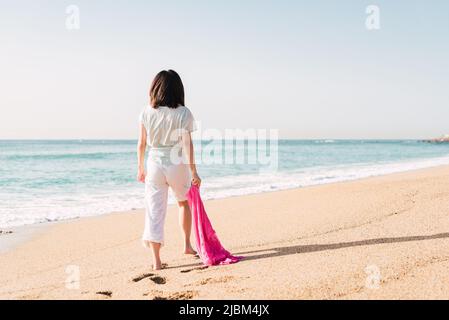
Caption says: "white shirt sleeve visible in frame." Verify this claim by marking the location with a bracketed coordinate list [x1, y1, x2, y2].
[183, 108, 196, 133]
[139, 107, 147, 128]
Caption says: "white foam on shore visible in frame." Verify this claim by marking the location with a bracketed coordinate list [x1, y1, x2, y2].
[1, 155, 449, 228]
[202, 155, 449, 200]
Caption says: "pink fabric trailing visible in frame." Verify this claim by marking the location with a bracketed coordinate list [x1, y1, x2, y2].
[186, 185, 242, 266]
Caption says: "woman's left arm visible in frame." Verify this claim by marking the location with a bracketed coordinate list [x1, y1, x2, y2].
[182, 131, 201, 187]
[137, 124, 147, 183]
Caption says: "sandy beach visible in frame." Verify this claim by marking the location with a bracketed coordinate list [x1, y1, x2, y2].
[1, 165, 449, 300]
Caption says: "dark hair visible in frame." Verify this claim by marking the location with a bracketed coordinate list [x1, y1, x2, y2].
[149, 70, 185, 109]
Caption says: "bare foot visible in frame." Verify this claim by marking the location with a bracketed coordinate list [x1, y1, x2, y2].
[184, 247, 197, 255]
[153, 261, 163, 271]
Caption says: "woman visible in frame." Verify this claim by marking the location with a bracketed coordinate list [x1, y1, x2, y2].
[137, 70, 201, 270]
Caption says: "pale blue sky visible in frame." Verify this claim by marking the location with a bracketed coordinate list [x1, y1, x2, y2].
[1, 0, 448, 139]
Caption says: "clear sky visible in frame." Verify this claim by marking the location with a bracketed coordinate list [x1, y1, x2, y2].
[1, 0, 448, 139]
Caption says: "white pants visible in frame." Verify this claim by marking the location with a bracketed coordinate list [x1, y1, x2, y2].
[143, 159, 191, 246]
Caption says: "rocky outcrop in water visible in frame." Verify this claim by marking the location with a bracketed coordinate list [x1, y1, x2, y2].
[423, 134, 449, 143]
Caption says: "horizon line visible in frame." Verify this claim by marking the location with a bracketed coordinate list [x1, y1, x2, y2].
[0, 138, 432, 141]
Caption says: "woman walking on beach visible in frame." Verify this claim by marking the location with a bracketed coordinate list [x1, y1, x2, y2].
[137, 70, 201, 270]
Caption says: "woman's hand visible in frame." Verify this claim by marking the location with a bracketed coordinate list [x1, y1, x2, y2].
[137, 167, 146, 183]
[191, 171, 201, 187]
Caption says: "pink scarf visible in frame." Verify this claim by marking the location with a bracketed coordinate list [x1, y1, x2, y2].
[186, 185, 242, 266]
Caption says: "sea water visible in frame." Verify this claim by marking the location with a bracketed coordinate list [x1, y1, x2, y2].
[1, 139, 449, 228]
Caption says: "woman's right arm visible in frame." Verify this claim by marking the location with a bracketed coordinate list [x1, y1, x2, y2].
[137, 124, 147, 183]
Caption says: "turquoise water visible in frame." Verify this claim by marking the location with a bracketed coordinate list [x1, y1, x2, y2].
[1, 139, 449, 227]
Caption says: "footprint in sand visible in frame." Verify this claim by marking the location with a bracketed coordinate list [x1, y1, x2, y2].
[180, 266, 208, 273]
[198, 276, 234, 285]
[151, 290, 198, 300]
[132, 273, 166, 285]
[96, 291, 112, 298]
[132, 273, 154, 282]
[150, 276, 166, 284]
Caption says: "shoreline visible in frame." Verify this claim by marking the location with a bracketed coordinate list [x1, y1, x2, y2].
[0, 223, 53, 254]
[2, 162, 449, 254]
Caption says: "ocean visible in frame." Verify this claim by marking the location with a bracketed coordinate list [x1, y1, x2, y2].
[1, 139, 449, 228]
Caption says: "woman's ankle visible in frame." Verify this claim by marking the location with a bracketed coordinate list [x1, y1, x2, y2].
[184, 245, 196, 255]
[153, 257, 162, 269]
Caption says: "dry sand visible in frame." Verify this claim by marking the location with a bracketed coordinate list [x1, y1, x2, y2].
[1, 166, 449, 300]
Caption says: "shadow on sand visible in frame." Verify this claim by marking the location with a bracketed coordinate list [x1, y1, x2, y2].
[171, 232, 449, 270]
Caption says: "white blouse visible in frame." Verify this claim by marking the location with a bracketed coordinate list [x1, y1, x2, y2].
[139, 105, 196, 148]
